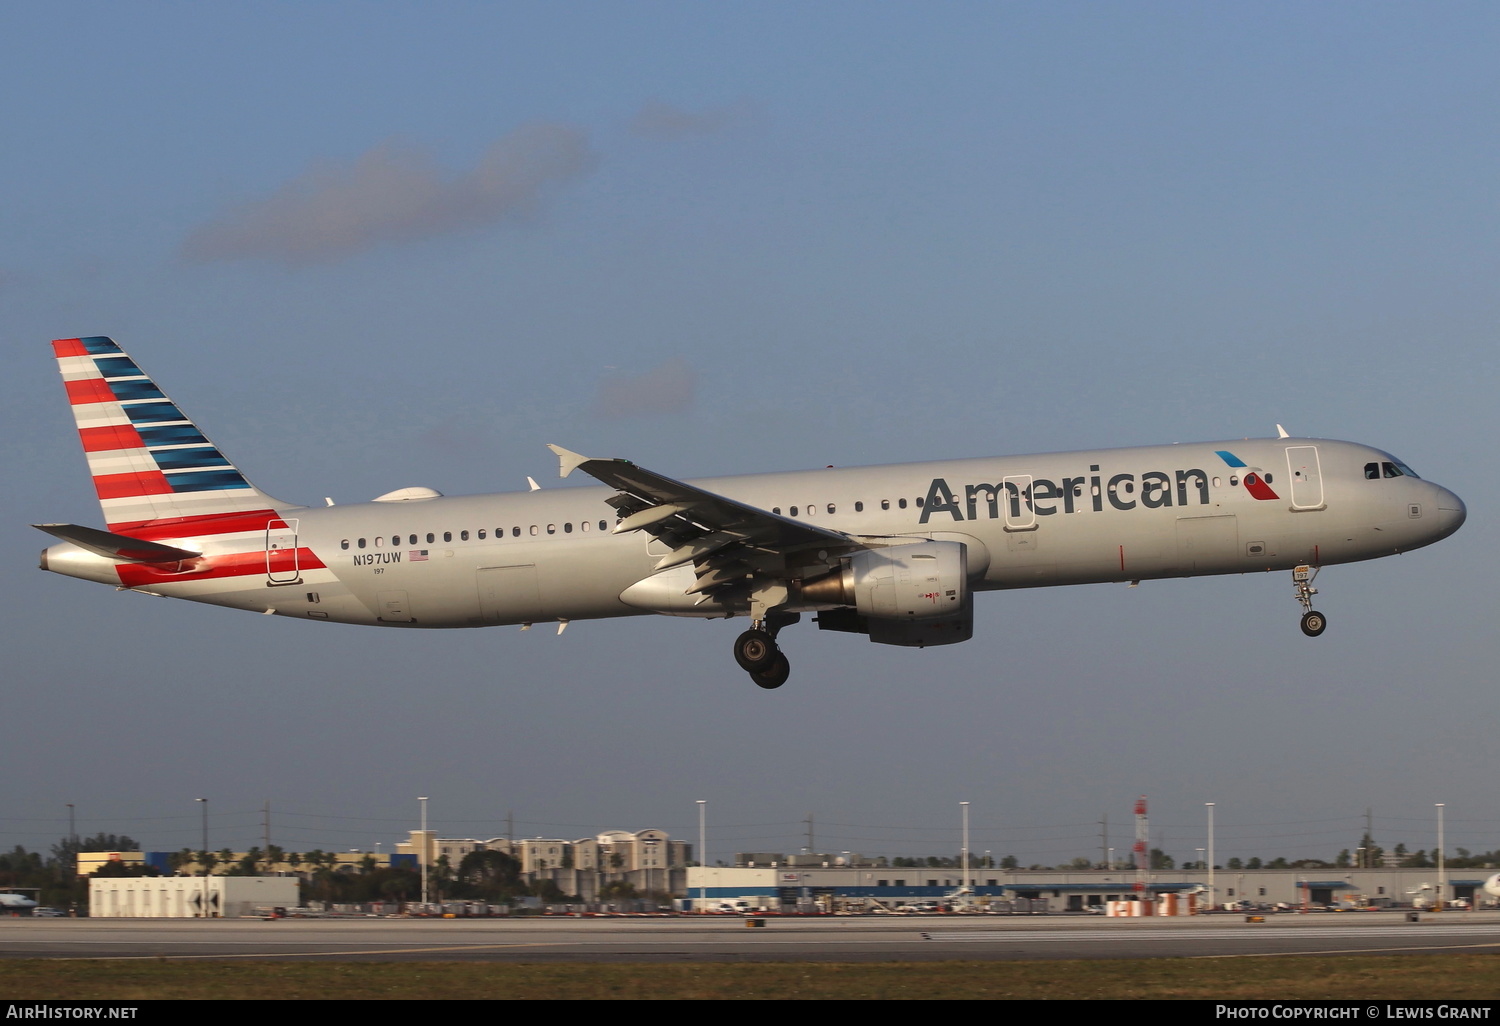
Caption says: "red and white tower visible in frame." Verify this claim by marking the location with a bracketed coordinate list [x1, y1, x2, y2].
[1133, 796, 1152, 910]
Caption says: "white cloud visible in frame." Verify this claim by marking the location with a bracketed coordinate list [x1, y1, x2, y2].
[629, 99, 747, 140]
[591, 358, 697, 418]
[183, 124, 596, 264]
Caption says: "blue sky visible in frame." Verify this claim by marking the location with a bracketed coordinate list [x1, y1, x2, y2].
[1, 2, 1494, 867]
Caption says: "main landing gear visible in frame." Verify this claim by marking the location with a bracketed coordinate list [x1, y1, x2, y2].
[734, 613, 799, 690]
[1293, 565, 1327, 637]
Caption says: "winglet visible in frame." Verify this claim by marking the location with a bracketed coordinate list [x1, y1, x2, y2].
[546, 444, 591, 479]
[1276, 424, 1290, 439]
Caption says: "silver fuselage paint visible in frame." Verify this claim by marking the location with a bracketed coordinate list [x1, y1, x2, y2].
[41, 437, 1465, 630]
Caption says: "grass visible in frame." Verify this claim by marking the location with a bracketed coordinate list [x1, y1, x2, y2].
[2, 955, 1499, 1000]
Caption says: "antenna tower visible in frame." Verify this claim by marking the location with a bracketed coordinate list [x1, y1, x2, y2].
[1133, 796, 1151, 908]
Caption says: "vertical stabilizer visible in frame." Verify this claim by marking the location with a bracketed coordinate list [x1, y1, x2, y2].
[51, 336, 288, 529]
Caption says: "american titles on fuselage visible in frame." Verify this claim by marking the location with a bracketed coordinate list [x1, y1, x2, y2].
[919, 464, 1214, 525]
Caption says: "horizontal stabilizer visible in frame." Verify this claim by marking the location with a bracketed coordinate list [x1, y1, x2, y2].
[33, 523, 201, 563]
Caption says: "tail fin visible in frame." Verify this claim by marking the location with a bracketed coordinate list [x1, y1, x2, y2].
[51, 336, 288, 530]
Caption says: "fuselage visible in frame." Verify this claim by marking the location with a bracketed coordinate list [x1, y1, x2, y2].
[41, 437, 1466, 630]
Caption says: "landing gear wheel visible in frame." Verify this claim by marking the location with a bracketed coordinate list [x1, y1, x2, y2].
[734, 630, 777, 672]
[750, 651, 791, 689]
[1300, 611, 1327, 637]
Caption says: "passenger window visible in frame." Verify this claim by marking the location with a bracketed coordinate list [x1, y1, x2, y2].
[374, 537, 383, 548]
[827, 504, 835, 514]
[915, 497, 924, 507]
[881, 499, 890, 510]
[898, 499, 907, 509]
[340, 539, 349, 550]
[530, 525, 538, 536]
[358, 538, 367, 549]
[599, 521, 607, 531]
[1264, 473, 1273, 484]
[805, 504, 815, 516]
[426, 533, 435, 544]
[514, 527, 522, 537]
[772, 507, 781, 515]
[478, 529, 486, 539]
[1230, 476, 1239, 487]
[790, 506, 799, 517]
[564, 523, 573, 533]
[443, 532, 452, 542]
[409, 535, 418, 545]
[460, 530, 469, 541]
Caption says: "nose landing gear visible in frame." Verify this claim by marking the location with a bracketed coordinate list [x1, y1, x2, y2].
[1294, 566, 1327, 637]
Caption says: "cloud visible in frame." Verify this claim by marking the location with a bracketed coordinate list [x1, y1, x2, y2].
[629, 99, 746, 140]
[591, 358, 697, 418]
[183, 123, 596, 264]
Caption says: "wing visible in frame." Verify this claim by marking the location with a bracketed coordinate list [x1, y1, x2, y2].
[547, 444, 857, 604]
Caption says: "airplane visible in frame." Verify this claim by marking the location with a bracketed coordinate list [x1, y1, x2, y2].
[38, 336, 1466, 689]
[0, 893, 39, 913]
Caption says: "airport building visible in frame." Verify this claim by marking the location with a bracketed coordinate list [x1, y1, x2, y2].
[684, 865, 1498, 913]
[89, 876, 298, 918]
[78, 850, 413, 876]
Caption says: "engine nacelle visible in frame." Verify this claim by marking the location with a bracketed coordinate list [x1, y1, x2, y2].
[805, 540, 973, 647]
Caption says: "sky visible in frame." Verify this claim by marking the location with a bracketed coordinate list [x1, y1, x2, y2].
[1, 1, 1495, 869]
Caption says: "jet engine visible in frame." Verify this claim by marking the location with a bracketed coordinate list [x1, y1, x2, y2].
[803, 540, 973, 647]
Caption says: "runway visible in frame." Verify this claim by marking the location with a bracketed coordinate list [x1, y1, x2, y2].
[4, 912, 1500, 963]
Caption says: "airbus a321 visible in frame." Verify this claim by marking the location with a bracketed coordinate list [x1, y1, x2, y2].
[38, 337, 1466, 689]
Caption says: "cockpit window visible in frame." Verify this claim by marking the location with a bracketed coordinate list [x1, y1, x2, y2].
[1383, 460, 1419, 479]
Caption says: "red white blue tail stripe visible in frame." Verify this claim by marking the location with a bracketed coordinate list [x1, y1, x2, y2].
[52, 336, 281, 530]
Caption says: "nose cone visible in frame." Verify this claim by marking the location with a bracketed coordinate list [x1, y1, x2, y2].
[1432, 485, 1466, 539]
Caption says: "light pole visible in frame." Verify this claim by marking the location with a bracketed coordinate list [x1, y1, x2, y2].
[419, 796, 429, 906]
[1436, 803, 1446, 912]
[195, 798, 208, 918]
[65, 804, 76, 877]
[696, 800, 707, 914]
[960, 801, 971, 903]
[1206, 802, 1216, 911]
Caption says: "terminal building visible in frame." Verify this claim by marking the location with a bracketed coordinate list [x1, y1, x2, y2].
[684, 863, 1498, 913]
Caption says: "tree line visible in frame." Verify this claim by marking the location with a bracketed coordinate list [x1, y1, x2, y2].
[0, 836, 596, 910]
